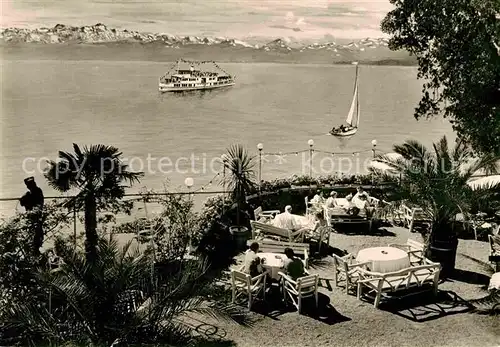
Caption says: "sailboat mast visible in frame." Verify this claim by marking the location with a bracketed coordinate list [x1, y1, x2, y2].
[355, 64, 360, 127]
[353, 63, 359, 95]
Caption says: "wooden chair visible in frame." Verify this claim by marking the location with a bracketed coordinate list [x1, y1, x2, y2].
[246, 239, 310, 268]
[389, 239, 425, 266]
[230, 269, 268, 310]
[357, 261, 441, 308]
[303, 221, 330, 254]
[250, 220, 305, 243]
[279, 272, 319, 314]
[253, 206, 280, 222]
[331, 254, 370, 294]
[401, 204, 431, 233]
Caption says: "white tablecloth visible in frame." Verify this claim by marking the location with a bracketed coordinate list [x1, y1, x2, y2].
[259, 252, 285, 280]
[292, 214, 315, 229]
[334, 198, 350, 208]
[356, 247, 410, 273]
[272, 213, 315, 230]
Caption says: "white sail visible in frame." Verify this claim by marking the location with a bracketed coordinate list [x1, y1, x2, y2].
[345, 82, 358, 126]
[356, 80, 360, 127]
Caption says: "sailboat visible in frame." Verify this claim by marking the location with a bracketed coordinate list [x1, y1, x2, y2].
[330, 62, 360, 137]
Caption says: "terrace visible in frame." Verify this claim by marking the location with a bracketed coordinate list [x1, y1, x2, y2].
[0, 141, 499, 347]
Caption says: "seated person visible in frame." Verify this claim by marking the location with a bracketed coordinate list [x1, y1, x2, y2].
[244, 242, 261, 274]
[325, 191, 338, 208]
[353, 186, 369, 205]
[315, 211, 328, 226]
[248, 257, 264, 278]
[344, 194, 360, 216]
[283, 248, 305, 280]
[357, 193, 375, 217]
[272, 205, 298, 231]
[311, 190, 325, 204]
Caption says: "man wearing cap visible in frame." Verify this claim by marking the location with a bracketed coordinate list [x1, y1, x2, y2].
[20, 177, 44, 255]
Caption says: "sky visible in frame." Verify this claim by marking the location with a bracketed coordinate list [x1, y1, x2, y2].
[1, 0, 394, 41]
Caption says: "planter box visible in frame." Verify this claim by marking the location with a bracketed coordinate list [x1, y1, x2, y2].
[230, 226, 249, 251]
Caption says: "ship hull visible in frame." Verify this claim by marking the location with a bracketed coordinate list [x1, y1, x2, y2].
[330, 127, 358, 137]
[159, 82, 235, 93]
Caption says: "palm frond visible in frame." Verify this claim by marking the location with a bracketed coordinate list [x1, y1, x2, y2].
[393, 139, 429, 161]
[469, 290, 500, 314]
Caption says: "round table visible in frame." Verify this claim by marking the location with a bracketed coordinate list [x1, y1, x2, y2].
[356, 246, 410, 273]
[259, 252, 285, 280]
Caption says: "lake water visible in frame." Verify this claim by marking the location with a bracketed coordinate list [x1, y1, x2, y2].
[0, 59, 454, 215]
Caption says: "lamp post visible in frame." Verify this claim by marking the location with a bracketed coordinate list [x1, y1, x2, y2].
[257, 143, 263, 192]
[184, 177, 194, 253]
[371, 139, 377, 158]
[308, 139, 314, 177]
[221, 154, 228, 213]
[371, 140, 377, 188]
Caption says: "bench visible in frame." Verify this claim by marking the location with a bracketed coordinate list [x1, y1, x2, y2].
[324, 206, 373, 232]
[250, 220, 305, 242]
[389, 239, 425, 266]
[357, 260, 441, 308]
[253, 206, 280, 222]
[246, 239, 310, 268]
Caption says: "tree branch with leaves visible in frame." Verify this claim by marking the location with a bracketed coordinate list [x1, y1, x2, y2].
[382, 0, 500, 155]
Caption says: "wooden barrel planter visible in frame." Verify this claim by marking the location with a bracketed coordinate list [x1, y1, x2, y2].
[427, 238, 459, 278]
[230, 226, 249, 251]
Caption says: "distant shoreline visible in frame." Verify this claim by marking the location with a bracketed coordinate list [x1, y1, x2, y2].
[0, 24, 418, 66]
[1, 43, 417, 66]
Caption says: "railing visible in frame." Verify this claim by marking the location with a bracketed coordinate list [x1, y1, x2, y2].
[0, 190, 230, 250]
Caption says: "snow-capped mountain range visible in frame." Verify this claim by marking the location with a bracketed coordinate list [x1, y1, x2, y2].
[1, 24, 415, 65]
[1, 24, 390, 51]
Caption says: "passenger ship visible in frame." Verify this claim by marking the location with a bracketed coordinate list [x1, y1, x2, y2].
[158, 59, 235, 92]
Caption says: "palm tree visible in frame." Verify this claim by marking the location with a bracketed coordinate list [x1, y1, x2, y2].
[222, 145, 256, 228]
[1, 236, 252, 346]
[373, 136, 500, 276]
[45, 144, 143, 262]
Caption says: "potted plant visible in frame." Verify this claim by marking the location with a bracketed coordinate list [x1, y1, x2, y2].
[223, 144, 257, 250]
[374, 136, 500, 277]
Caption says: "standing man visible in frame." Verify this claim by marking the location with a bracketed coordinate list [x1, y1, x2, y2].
[20, 177, 44, 255]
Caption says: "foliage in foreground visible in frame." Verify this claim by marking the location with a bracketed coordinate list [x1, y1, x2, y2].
[372, 136, 500, 275]
[461, 254, 500, 315]
[374, 136, 500, 238]
[382, 0, 500, 155]
[45, 143, 143, 262]
[0, 236, 251, 347]
[0, 202, 71, 308]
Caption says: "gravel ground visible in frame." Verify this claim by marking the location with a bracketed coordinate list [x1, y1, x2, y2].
[216, 226, 499, 347]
